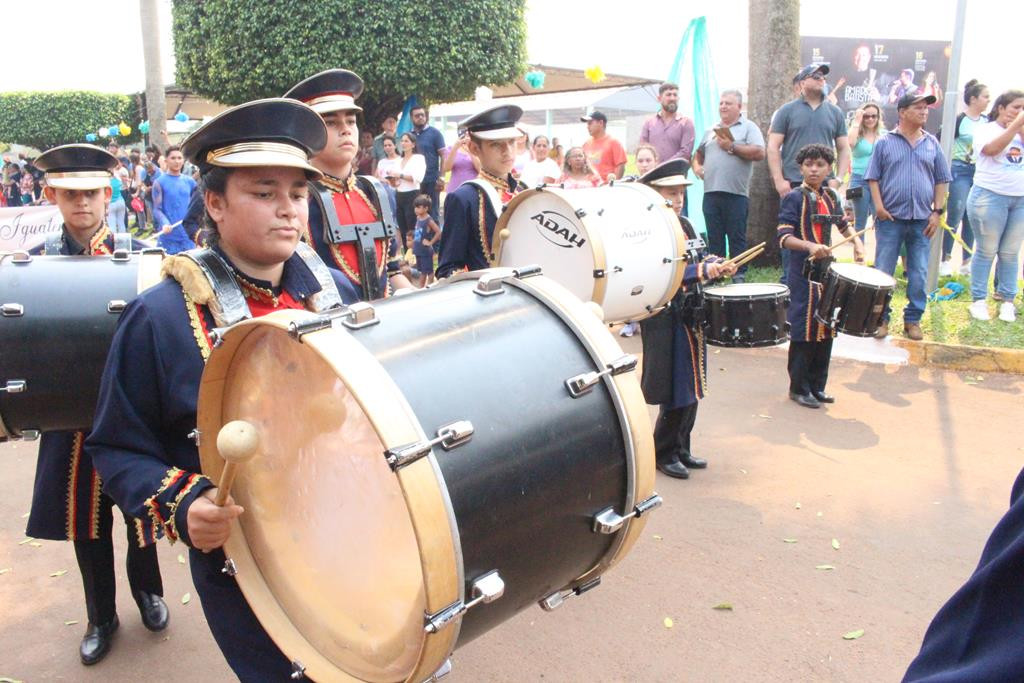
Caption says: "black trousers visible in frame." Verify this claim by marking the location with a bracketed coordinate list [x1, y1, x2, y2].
[653, 402, 699, 465]
[396, 190, 419, 246]
[73, 493, 163, 625]
[787, 339, 834, 396]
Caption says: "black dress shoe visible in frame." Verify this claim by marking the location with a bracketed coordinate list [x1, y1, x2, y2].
[789, 392, 821, 409]
[136, 591, 169, 632]
[80, 614, 119, 665]
[812, 391, 836, 404]
[680, 454, 707, 469]
[656, 461, 690, 479]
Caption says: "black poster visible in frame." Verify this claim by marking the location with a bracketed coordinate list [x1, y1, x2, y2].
[801, 37, 952, 132]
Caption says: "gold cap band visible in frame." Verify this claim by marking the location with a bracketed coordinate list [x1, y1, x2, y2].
[207, 141, 309, 165]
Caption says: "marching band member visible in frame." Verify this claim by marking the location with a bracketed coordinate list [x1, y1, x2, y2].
[777, 143, 863, 409]
[27, 144, 166, 665]
[85, 99, 360, 679]
[436, 104, 525, 277]
[284, 68, 410, 300]
[638, 159, 736, 479]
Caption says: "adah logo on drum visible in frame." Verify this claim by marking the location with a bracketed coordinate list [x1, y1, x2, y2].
[530, 211, 586, 249]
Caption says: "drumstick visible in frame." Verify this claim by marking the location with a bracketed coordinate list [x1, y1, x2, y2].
[731, 248, 765, 269]
[828, 225, 872, 252]
[724, 241, 766, 266]
[214, 420, 259, 507]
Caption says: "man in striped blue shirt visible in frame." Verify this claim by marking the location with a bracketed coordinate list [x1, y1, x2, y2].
[865, 93, 952, 340]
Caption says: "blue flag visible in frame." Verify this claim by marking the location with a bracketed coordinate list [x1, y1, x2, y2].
[396, 95, 419, 137]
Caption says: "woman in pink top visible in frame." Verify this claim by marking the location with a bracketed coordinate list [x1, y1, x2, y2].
[559, 146, 601, 189]
[442, 133, 479, 193]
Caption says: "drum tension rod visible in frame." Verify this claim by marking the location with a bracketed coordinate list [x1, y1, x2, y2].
[384, 420, 474, 470]
[539, 576, 602, 612]
[1, 303, 24, 317]
[592, 494, 664, 535]
[287, 302, 379, 340]
[422, 659, 453, 682]
[565, 355, 638, 398]
[1, 380, 26, 394]
[289, 661, 306, 680]
[425, 570, 504, 634]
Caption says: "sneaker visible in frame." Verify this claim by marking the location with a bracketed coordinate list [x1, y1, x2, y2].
[959, 261, 972, 276]
[939, 260, 953, 277]
[619, 322, 637, 337]
[968, 300, 990, 321]
[874, 321, 889, 339]
[998, 302, 1016, 322]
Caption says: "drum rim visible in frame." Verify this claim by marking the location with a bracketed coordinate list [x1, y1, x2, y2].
[703, 282, 790, 299]
[197, 311, 462, 682]
[828, 261, 897, 287]
[502, 270, 657, 585]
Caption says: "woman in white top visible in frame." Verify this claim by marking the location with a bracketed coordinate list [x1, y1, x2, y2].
[385, 132, 426, 245]
[966, 89, 1024, 322]
[518, 135, 560, 188]
[375, 134, 402, 187]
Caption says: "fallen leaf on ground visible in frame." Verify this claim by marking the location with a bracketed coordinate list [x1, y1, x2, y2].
[713, 603, 733, 610]
[0, 676, 26, 683]
[783, 538, 798, 544]
[177, 554, 187, 565]
[757, 414, 772, 419]
[49, 570, 67, 578]
[713, 349, 721, 354]
[719, 367, 726, 371]
[20, 513, 29, 519]
[816, 565, 835, 571]
[817, 512, 823, 517]
[795, 502, 802, 509]
[181, 593, 191, 605]
[0, 568, 10, 575]
[663, 617, 674, 628]
[740, 468, 748, 475]
[28, 542, 42, 548]
[64, 620, 78, 626]
[17, 538, 33, 545]
[652, 534, 663, 540]
[843, 629, 865, 640]
[832, 538, 841, 550]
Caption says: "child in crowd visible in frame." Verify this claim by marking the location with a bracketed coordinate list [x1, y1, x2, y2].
[412, 194, 440, 287]
[400, 231, 419, 284]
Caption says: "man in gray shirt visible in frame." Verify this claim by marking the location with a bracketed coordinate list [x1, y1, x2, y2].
[692, 89, 766, 281]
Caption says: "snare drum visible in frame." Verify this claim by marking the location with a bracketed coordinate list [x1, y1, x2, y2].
[0, 249, 164, 439]
[815, 262, 896, 336]
[703, 283, 790, 347]
[197, 268, 659, 682]
[492, 184, 686, 324]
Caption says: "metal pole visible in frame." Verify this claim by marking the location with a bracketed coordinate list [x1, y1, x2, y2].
[927, 0, 968, 291]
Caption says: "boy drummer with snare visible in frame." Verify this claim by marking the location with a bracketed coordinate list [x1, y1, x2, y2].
[85, 99, 360, 679]
[638, 159, 735, 479]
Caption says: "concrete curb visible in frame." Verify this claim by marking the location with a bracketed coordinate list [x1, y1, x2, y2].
[891, 337, 1024, 375]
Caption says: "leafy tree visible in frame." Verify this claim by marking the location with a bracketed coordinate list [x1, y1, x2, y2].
[0, 91, 141, 150]
[172, 0, 527, 128]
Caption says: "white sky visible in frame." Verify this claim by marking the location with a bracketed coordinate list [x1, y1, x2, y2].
[0, 0, 1019, 107]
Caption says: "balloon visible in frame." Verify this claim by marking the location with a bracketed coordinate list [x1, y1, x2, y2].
[98, 127, 108, 138]
[525, 70, 546, 89]
[85, 133, 98, 142]
[108, 126, 119, 137]
[174, 112, 188, 123]
[119, 122, 131, 136]
[584, 65, 606, 84]
[139, 120, 150, 134]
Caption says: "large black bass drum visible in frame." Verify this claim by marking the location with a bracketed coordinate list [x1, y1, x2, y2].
[197, 267, 660, 682]
[0, 249, 164, 439]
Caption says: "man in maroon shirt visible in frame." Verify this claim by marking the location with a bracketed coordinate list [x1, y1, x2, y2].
[640, 82, 696, 163]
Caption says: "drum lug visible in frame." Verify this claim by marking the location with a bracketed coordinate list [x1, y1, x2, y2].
[111, 249, 131, 262]
[187, 429, 201, 446]
[221, 558, 237, 577]
[574, 208, 587, 218]
[1, 380, 26, 394]
[1, 303, 24, 317]
[20, 429, 40, 441]
[422, 659, 453, 682]
[474, 274, 508, 297]
[565, 354, 638, 398]
[592, 493, 663, 534]
[341, 301, 379, 329]
[424, 570, 504, 634]
[0, 251, 33, 265]
[593, 269, 605, 278]
[385, 420, 474, 470]
[512, 264, 542, 279]
[289, 661, 306, 680]
[539, 577, 602, 611]
[107, 299, 127, 314]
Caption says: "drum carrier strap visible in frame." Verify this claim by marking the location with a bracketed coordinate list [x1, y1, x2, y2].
[308, 175, 398, 300]
[179, 249, 252, 327]
[465, 178, 502, 219]
[798, 187, 842, 282]
[112, 231, 133, 254]
[293, 241, 344, 311]
[43, 232, 63, 255]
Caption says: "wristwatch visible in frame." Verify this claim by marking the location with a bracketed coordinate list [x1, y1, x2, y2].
[931, 208, 944, 215]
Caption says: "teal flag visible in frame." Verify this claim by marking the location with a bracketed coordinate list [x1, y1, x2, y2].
[667, 17, 718, 237]
[396, 95, 419, 137]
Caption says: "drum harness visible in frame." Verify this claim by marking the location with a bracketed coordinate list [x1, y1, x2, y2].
[799, 186, 846, 283]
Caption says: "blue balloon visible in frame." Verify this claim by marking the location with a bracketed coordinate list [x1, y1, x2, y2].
[174, 112, 188, 123]
[85, 133, 98, 142]
[108, 125, 119, 137]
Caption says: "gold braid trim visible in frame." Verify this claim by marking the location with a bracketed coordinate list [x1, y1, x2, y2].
[133, 517, 148, 549]
[183, 291, 212, 361]
[144, 468, 186, 544]
[88, 225, 112, 255]
[696, 325, 707, 399]
[89, 468, 102, 540]
[64, 431, 84, 540]
[476, 188, 494, 264]
[166, 473, 209, 543]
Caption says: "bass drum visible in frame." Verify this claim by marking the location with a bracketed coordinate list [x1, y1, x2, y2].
[0, 249, 164, 439]
[703, 283, 790, 347]
[492, 184, 686, 324]
[197, 268, 659, 683]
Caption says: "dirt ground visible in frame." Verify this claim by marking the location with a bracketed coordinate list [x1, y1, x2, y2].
[1, 340, 1021, 682]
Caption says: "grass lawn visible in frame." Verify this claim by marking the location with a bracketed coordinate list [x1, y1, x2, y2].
[743, 262, 1024, 350]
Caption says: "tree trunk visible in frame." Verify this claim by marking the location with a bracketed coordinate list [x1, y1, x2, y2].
[747, 0, 800, 265]
[140, 0, 167, 150]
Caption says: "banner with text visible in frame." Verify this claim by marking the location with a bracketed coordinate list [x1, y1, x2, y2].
[0, 205, 62, 252]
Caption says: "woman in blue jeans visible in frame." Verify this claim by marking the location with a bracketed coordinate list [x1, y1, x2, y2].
[941, 79, 990, 276]
[967, 89, 1024, 323]
[847, 103, 884, 234]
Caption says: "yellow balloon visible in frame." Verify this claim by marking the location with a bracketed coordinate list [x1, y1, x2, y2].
[118, 122, 131, 136]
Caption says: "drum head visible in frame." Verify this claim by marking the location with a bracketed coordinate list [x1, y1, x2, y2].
[704, 283, 789, 298]
[205, 323, 428, 682]
[830, 262, 897, 287]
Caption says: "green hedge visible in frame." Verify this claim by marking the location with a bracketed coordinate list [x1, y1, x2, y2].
[0, 91, 141, 151]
